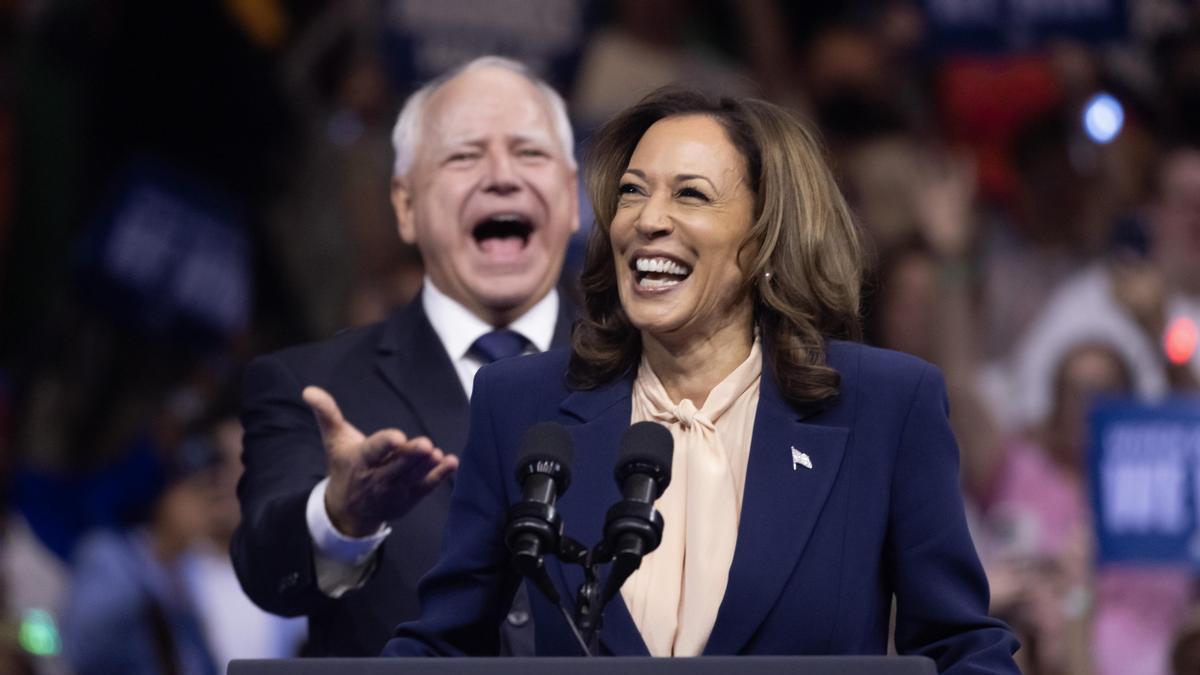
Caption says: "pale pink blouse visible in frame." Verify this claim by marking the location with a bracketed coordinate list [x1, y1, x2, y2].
[621, 340, 762, 656]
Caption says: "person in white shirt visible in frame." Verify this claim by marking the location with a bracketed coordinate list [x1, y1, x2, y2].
[996, 144, 1200, 432]
[230, 55, 579, 656]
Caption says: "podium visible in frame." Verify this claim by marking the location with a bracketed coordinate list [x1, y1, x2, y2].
[228, 656, 936, 674]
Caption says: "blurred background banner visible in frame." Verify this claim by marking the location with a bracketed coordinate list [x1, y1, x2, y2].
[1091, 398, 1200, 567]
[380, 0, 597, 93]
[923, 0, 1129, 54]
[75, 159, 251, 352]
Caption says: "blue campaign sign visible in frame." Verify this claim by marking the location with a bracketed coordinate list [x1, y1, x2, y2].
[922, 0, 1128, 54]
[380, 0, 599, 95]
[1090, 398, 1200, 567]
[75, 159, 251, 349]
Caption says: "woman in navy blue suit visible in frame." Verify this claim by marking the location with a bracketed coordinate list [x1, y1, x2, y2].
[383, 89, 1019, 673]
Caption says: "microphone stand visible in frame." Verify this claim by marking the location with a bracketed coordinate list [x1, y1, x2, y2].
[506, 501, 594, 657]
[576, 495, 664, 646]
[510, 521, 655, 656]
[511, 548, 592, 657]
[559, 537, 602, 656]
[506, 474, 664, 655]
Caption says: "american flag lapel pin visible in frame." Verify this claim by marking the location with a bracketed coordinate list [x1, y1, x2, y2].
[791, 446, 813, 470]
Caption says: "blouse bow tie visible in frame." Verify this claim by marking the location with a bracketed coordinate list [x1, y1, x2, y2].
[624, 340, 762, 657]
[652, 398, 715, 432]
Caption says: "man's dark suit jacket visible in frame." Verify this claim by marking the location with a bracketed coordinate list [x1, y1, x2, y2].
[382, 342, 1019, 674]
[231, 295, 573, 656]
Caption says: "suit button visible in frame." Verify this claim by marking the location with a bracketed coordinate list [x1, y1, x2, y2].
[278, 572, 300, 593]
[506, 610, 530, 627]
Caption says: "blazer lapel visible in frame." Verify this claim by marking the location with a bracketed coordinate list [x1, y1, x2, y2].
[374, 300, 471, 456]
[554, 374, 650, 656]
[704, 371, 849, 655]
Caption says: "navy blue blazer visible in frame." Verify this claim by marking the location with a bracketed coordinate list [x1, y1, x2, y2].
[383, 341, 1019, 673]
[231, 296, 573, 655]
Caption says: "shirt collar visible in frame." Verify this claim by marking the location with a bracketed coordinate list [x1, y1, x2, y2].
[421, 276, 559, 360]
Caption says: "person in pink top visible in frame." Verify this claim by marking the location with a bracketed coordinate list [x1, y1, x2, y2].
[980, 341, 1194, 675]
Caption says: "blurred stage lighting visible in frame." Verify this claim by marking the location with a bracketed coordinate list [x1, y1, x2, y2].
[1165, 316, 1198, 366]
[1083, 92, 1124, 145]
[19, 609, 60, 656]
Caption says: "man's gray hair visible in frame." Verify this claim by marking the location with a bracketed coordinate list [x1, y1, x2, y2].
[390, 56, 576, 178]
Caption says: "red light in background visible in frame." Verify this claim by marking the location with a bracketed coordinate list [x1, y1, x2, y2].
[1165, 317, 1199, 366]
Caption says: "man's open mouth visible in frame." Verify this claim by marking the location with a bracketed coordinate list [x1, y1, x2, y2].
[632, 255, 692, 289]
[473, 214, 534, 256]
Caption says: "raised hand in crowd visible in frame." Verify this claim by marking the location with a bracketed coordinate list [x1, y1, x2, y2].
[915, 147, 979, 261]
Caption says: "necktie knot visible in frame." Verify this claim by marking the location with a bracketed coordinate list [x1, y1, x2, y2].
[469, 329, 529, 364]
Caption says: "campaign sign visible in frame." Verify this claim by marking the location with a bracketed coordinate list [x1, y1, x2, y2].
[923, 0, 1128, 54]
[1090, 398, 1200, 567]
[380, 0, 596, 94]
[76, 159, 251, 349]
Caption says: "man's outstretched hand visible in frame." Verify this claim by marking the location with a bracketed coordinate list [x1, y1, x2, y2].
[303, 386, 459, 537]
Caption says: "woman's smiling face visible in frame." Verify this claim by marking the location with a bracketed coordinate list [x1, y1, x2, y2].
[610, 114, 757, 345]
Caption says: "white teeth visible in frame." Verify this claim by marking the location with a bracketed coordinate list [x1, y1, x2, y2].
[634, 257, 691, 276]
[638, 277, 681, 289]
[490, 213, 524, 222]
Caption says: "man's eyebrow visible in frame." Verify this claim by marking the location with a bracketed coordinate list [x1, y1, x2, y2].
[508, 132, 555, 146]
[437, 136, 486, 150]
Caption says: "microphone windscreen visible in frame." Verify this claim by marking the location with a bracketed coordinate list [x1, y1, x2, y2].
[515, 421, 574, 487]
[616, 421, 673, 488]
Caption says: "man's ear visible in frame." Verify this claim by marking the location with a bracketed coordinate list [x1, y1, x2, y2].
[392, 176, 417, 244]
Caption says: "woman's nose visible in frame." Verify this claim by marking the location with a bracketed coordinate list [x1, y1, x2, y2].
[633, 193, 673, 239]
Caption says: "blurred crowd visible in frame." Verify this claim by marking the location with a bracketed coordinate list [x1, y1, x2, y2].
[1, 1, 1199, 674]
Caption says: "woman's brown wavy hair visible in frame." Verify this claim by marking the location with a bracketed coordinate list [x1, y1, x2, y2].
[568, 88, 863, 409]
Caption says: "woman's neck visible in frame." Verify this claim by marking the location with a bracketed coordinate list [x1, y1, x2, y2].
[642, 317, 755, 408]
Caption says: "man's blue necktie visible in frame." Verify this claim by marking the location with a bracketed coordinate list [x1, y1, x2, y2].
[469, 329, 529, 364]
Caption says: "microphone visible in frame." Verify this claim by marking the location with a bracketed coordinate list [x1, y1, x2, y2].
[504, 422, 573, 601]
[598, 421, 673, 604]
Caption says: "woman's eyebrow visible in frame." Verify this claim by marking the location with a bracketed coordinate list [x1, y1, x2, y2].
[675, 173, 717, 191]
[622, 169, 716, 191]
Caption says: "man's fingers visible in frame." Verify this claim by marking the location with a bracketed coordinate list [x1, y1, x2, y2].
[365, 450, 456, 520]
[303, 386, 362, 447]
[373, 437, 443, 484]
[362, 428, 410, 467]
[402, 456, 459, 506]
[394, 443, 445, 486]
[420, 455, 459, 489]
